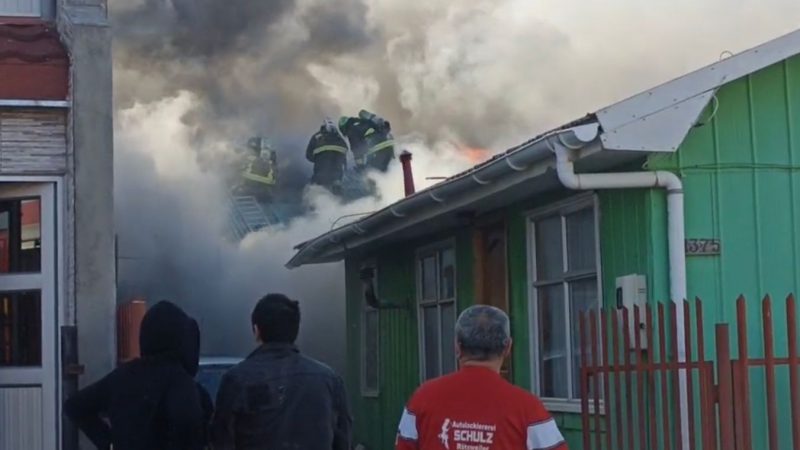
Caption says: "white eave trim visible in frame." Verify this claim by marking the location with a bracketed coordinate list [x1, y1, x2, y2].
[598, 28, 800, 151]
[0, 99, 71, 108]
[600, 90, 715, 152]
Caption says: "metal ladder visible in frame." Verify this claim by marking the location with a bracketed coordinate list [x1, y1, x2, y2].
[260, 202, 284, 228]
[228, 195, 271, 239]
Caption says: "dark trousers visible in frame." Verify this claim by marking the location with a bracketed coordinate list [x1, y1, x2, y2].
[366, 148, 394, 172]
[311, 152, 345, 190]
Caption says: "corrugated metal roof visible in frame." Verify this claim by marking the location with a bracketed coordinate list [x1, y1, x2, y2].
[439, 114, 597, 182]
[0, 21, 69, 101]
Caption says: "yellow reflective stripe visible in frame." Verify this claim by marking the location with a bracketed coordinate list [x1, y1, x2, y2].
[364, 128, 375, 136]
[313, 145, 347, 155]
[367, 139, 394, 155]
[242, 171, 275, 185]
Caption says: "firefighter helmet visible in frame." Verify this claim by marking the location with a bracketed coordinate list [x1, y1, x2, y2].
[248, 136, 274, 153]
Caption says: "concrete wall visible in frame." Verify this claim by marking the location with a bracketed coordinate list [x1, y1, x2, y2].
[58, 0, 116, 387]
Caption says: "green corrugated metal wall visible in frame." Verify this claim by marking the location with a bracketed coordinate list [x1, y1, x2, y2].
[644, 54, 800, 449]
[596, 189, 671, 449]
[344, 188, 672, 449]
[345, 230, 474, 449]
[505, 189, 666, 448]
[649, 54, 800, 323]
[575, 55, 800, 448]
[505, 201, 593, 448]
[345, 251, 417, 448]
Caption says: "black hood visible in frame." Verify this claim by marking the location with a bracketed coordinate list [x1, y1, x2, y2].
[184, 318, 200, 376]
[139, 300, 200, 375]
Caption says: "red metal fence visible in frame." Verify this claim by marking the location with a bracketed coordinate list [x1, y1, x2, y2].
[579, 294, 800, 450]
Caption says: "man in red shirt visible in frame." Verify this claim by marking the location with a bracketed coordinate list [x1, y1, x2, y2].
[395, 305, 568, 450]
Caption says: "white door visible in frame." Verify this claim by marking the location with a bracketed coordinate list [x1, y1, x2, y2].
[0, 183, 57, 450]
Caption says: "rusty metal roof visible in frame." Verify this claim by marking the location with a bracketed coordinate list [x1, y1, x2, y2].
[0, 21, 69, 100]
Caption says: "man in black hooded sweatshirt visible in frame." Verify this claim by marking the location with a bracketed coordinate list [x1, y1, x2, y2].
[64, 300, 209, 450]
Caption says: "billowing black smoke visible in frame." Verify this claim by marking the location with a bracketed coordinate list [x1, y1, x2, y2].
[112, 0, 375, 149]
[109, 0, 551, 157]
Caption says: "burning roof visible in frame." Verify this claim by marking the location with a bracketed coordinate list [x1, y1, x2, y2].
[287, 28, 800, 268]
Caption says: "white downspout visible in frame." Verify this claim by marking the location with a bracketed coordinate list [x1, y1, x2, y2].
[552, 139, 689, 448]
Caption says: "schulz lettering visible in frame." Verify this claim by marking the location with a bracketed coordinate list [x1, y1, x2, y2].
[439, 420, 497, 450]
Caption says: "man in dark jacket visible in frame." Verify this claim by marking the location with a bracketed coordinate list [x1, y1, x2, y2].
[64, 301, 208, 450]
[211, 293, 352, 450]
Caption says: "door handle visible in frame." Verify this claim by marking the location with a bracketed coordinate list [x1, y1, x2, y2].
[64, 364, 84, 376]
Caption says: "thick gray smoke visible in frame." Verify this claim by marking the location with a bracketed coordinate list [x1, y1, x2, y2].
[113, 93, 472, 372]
[113, 0, 372, 155]
[112, 0, 800, 372]
[112, 0, 800, 150]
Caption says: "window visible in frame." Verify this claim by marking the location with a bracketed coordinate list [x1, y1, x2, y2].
[0, 290, 41, 366]
[417, 244, 457, 381]
[0, 0, 44, 17]
[530, 196, 600, 404]
[361, 262, 379, 396]
[0, 198, 41, 273]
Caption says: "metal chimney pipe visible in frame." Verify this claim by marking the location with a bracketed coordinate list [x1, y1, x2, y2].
[117, 298, 147, 364]
[399, 150, 415, 196]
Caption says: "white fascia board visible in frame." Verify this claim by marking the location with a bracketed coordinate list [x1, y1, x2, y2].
[598, 28, 800, 150]
[600, 91, 715, 152]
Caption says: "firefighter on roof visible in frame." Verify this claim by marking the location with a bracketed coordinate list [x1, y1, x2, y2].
[306, 118, 349, 195]
[339, 109, 395, 173]
[239, 136, 277, 201]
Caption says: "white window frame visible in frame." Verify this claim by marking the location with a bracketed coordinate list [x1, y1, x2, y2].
[360, 260, 379, 397]
[415, 239, 457, 382]
[0, 0, 55, 18]
[527, 193, 602, 413]
[0, 180, 62, 449]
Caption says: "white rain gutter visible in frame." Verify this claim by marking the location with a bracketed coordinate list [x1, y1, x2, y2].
[550, 135, 690, 449]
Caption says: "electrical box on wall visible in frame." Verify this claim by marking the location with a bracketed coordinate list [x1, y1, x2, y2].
[615, 274, 648, 349]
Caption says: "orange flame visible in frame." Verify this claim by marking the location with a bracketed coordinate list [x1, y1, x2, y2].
[461, 146, 490, 164]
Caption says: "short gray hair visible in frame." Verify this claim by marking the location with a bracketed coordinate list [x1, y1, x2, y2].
[455, 305, 511, 361]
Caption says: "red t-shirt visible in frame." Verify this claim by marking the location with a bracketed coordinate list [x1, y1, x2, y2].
[395, 367, 567, 450]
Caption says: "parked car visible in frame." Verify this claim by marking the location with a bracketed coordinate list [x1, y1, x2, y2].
[195, 356, 243, 404]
